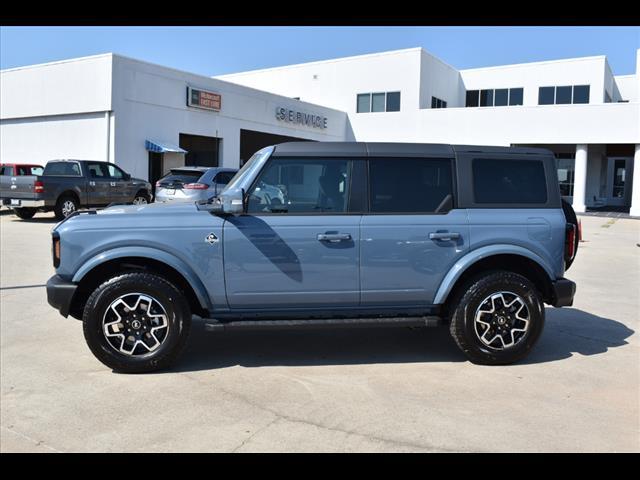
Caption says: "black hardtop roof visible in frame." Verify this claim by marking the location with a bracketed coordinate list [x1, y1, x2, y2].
[271, 142, 552, 157]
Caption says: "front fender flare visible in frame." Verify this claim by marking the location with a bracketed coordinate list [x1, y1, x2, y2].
[71, 246, 212, 311]
[433, 244, 555, 305]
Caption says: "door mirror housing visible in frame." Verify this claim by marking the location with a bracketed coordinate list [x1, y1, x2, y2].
[123, 172, 131, 181]
[217, 189, 245, 214]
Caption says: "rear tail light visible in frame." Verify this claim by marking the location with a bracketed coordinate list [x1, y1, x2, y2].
[34, 180, 44, 193]
[565, 223, 577, 263]
[52, 232, 60, 268]
[184, 183, 209, 190]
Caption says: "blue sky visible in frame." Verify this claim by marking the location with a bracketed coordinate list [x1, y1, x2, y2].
[1, 26, 639, 76]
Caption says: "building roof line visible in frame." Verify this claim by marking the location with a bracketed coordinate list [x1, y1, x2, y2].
[461, 55, 608, 73]
[216, 47, 424, 78]
[1, 53, 114, 73]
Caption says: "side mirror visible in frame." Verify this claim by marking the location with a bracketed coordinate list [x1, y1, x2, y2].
[123, 173, 131, 181]
[219, 189, 245, 215]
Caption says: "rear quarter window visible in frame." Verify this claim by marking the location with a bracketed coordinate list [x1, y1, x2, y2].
[43, 162, 82, 176]
[472, 158, 547, 204]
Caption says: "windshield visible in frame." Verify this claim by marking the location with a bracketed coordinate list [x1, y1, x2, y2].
[221, 146, 273, 194]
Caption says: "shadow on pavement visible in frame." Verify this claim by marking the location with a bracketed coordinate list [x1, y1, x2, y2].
[175, 323, 463, 372]
[521, 307, 634, 364]
[173, 307, 633, 372]
[9, 215, 58, 224]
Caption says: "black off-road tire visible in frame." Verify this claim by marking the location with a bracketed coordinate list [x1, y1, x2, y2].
[449, 271, 545, 365]
[13, 208, 36, 219]
[82, 272, 191, 373]
[54, 195, 79, 220]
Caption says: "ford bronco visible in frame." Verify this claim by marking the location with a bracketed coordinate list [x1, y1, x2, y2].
[46, 143, 578, 372]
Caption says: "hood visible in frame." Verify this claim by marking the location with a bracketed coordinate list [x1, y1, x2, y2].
[97, 201, 196, 216]
[53, 201, 220, 234]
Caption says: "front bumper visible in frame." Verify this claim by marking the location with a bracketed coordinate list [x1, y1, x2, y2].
[2, 198, 46, 208]
[46, 275, 77, 318]
[551, 278, 576, 307]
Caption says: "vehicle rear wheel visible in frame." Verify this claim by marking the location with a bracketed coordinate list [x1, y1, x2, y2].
[132, 192, 149, 205]
[449, 271, 545, 365]
[54, 195, 79, 220]
[13, 207, 36, 219]
[82, 272, 191, 373]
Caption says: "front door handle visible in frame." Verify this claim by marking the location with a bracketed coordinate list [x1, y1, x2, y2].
[317, 233, 352, 242]
[110, 182, 117, 187]
[429, 232, 461, 241]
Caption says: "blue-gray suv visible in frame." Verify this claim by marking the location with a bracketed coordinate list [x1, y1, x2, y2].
[46, 143, 578, 373]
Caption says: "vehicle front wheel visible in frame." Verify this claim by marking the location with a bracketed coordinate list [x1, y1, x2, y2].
[132, 192, 150, 205]
[54, 196, 79, 220]
[13, 207, 36, 219]
[449, 271, 544, 365]
[82, 272, 191, 373]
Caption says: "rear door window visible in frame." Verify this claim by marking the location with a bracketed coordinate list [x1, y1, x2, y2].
[472, 158, 547, 204]
[86, 163, 110, 178]
[1, 166, 13, 176]
[368, 158, 454, 213]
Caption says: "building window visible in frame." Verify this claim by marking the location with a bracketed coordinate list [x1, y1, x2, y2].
[357, 91, 401, 113]
[466, 90, 479, 107]
[480, 89, 493, 107]
[431, 96, 447, 109]
[386, 91, 401, 111]
[466, 88, 523, 107]
[555, 86, 572, 104]
[509, 88, 524, 106]
[371, 92, 386, 112]
[539, 86, 555, 105]
[555, 153, 575, 198]
[539, 85, 590, 105]
[357, 93, 371, 113]
[573, 85, 590, 104]
[494, 89, 508, 106]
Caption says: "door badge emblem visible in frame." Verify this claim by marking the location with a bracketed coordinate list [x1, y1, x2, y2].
[205, 233, 219, 244]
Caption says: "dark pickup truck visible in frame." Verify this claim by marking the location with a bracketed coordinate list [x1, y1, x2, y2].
[0, 160, 152, 220]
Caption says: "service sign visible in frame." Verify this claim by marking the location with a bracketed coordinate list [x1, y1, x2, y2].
[275, 107, 327, 129]
[187, 87, 221, 111]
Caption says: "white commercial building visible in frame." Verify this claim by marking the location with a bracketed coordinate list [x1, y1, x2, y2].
[2, 47, 639, 215]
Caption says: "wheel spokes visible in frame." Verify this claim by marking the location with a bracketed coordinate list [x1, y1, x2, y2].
[474, 291, 530, 351]
[102, 293, 169, 356]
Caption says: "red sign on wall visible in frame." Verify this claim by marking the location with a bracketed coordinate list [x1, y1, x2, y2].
[187, 87, 221, 111]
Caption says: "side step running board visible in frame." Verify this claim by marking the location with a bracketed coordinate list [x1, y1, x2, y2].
[203, 316, 442, 332]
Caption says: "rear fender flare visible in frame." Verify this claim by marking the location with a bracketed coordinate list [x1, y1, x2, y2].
[433, 244, 554, 305]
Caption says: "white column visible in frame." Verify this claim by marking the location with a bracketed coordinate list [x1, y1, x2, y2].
[572, 144, 588, 213]
[629, 144, 640, 217]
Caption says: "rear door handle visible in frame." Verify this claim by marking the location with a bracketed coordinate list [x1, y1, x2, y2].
[317, 233, 352, 242]
[429, 232, 460, 241]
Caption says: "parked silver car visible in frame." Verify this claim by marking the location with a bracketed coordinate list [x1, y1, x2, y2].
[154, 167, 237, 203]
